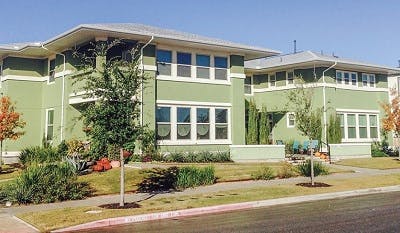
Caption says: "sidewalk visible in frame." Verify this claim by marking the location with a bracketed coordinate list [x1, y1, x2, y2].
[2, 163, 400, 232]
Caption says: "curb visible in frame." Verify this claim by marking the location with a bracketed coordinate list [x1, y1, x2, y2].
[52, 185, 400, 232]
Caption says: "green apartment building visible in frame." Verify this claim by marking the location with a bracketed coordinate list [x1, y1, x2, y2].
[0, 24, 398, 161]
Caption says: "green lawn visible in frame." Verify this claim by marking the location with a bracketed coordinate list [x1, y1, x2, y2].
[336, 157, 400, 170]
[18, 173, 400, 232]
[0, 165, 21, 181]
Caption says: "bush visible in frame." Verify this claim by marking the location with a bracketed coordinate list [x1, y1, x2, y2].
[297, 160, 329, 177]
[175, 166, 215, 190]
[0, 162, 91, 204]
[371, 142, 389, 157]
[285, 140, 294, 155]
[19, 146, 62, 166]
[277, 162, 298, 178]
[162, 151, 231, 163]
[138, 166, 215, 192]
[251, 166, 275, 180]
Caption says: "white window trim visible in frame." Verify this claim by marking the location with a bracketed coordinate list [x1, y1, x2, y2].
[45, 108, 55, 143]
[156, 104, 231, 145]
[286, 112, 295, 128]
[286, 70, 295, 86]
[336, 70, 358, 86]
[244, 75, 253, 96]
[337, 110, 380, 142]
[269, 73, 276, 88]
[156, 45, 231, 85]
[47, 57, 56, 85]
[361, 73, 376, 88]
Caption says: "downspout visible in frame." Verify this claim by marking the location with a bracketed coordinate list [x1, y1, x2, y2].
[322, 61, 337, 145]
[140, 36, 154, 126]
[41, 44, 66, 142]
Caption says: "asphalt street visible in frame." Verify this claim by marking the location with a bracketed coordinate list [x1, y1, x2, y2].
[72, 191, 400, 233]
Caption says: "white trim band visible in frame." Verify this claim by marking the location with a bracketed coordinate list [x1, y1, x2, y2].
[156, 100, 232, 107]
[157, 76, 231, 85]
[229, 73, 246, 79]
[230, 145, 285, 148]
[336, 109, 380, 114]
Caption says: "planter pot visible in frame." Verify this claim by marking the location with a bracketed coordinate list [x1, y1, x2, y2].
[103, 163, 112, 170]
[93, 164, 104, 172]
[100, 157, 110, 164]
[123, 150, 132, 158]
[110, 160, 121, 168]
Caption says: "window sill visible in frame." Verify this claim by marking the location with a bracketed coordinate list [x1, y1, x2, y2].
[157, 140, 231, 146]
[157, 75, 231, 85]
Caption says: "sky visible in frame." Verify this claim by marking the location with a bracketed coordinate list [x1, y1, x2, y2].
[1, 0, 399, 67]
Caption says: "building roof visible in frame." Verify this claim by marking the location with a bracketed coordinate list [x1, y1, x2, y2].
[245, 51, 400, 74]
[0, 23, 280, 60]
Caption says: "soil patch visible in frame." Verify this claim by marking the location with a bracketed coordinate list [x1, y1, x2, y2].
[296, 182, 331, 188]
[99, 202, 141, 209]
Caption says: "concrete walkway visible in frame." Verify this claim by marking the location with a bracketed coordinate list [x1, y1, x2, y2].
[2, 163, 400, 232]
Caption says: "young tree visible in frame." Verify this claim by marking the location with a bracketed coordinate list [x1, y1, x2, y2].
[259, 105, 270, 144]
[327, 114, 342, 144]
[75, 40, 148, 206]
[246, 99, 258, 144]
[0, 96, 26, 169]
[381, 90, 400, 158]
[287, 77, 322, 185]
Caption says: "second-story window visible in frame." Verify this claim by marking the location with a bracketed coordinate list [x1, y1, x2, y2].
[49, 59, 56, 83]
[362, 73, 376, 87]
[196, 54, 210, 79]
[244, 76, 252, 94]
[156, 50, 172, 76]
[336, 71, 357, 86]
[177, 52, 192, 77]
[269, 74, 276, 87]
[287, 71, 294, 85]
[214, 56, 228, 80]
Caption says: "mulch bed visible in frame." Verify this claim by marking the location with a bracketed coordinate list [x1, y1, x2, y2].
[99, 202, 141, 209]
[296, 182, 331, 188]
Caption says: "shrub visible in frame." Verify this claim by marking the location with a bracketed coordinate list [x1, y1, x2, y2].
[162, 151, 231, 163]
[0, 162, 91, 204]
[285, 140, 294, 155]
[19, 146, 62, 166]
[371, 142, 389, 157]
[297, 160, 329, 177]
[175, 166, 215, 190]
[277, 162, 298, 178]
[251, 166, 275, 180]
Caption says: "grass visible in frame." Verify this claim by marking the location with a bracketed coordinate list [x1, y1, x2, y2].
[336, 157, 400, 170]
[18, 172, 400, 232]
[0, 164, 21, 181]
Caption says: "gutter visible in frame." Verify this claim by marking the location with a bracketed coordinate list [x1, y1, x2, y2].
[41, 44, 66, 142]
[322, 61, 337, 145]
[140, 36, 154, 126]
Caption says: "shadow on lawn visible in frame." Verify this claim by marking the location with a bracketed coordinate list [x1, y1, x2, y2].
[137, 167, 179, 193]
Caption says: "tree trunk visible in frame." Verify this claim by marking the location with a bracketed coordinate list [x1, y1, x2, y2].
[119, 148, 125, 207]
[310, 139, 314, 186]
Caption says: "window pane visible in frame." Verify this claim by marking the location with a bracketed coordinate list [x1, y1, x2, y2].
[48, 110, 54, 124]
[215, 109, 227, 123]
[196, 67, 209, 79]
[344, 72, 349, 84]
[196, 55, 210, 67]
[287, 72, 294, 84]
[215, 125, 228, 139]
[245, 76, 252, 85]
[47, 126, 53, 141]
[197, 124, 210, 139]
[157, 124, 171, 140]
[270, 75, 276, 86]
[156, 107, 170, 122]
[177, 65, 191, 77]
[338, 114, 345, 138]
[351, 73, 357, 85]
[359, 127, 367, 138]
[244, 85, 252, 94]
[177, 124, 191, 139]
[348, 127, 356, 138]
[359, 115, 367, 126]
[156, 50, 172, 63]
[49, 59, 56, 71]
[177, 52, 191, 65]
[214, 57, 227, 68]
[347, 114, 356, 126]
[336, 72, 342, 82]
[215, 69, 227, 80]
[362, 74, 368, 86]
[177, 107, 190, 123]
[157, 63, 171, 76]
[197, 108, 209, 123]
[369, 75, 375, 85]
[369, 115, 377, 127]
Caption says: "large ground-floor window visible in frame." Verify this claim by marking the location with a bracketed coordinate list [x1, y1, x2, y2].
[337, 110, 379, 142]
[156, 104, 230, 144]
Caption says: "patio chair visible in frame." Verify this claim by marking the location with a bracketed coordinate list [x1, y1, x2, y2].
[292, 140, 300, 155]
[302, 141, 310, 154]
[311, 140, 319, 150]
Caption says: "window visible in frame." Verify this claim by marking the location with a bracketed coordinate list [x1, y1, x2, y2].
[358, 114, 367, 138]
[121, 49, 132, 62]
[244, 76, 252, 94]
[287, 71, 294, 85]
[197, 108, 210, 139]
[45, 109, 54, 142]
[177, 107, 191, 140]
[338, 112, 379, 141]
[214, 56, 228, 80]
[157, 50, 172, 76]
[48, 59, 56, 83]
[287, 113, 295, 128]
[336, 70, 357, 86]
[196, 54, 210, 79]
[347, 114, 356, 138]
[362, 73, 376, 87]
[177, 52, 192, 77]
[369, 115, 378, 138]
[156, 107, 171, 140]
[215, 109, 228, 139]
[269, 74, 276, 87]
